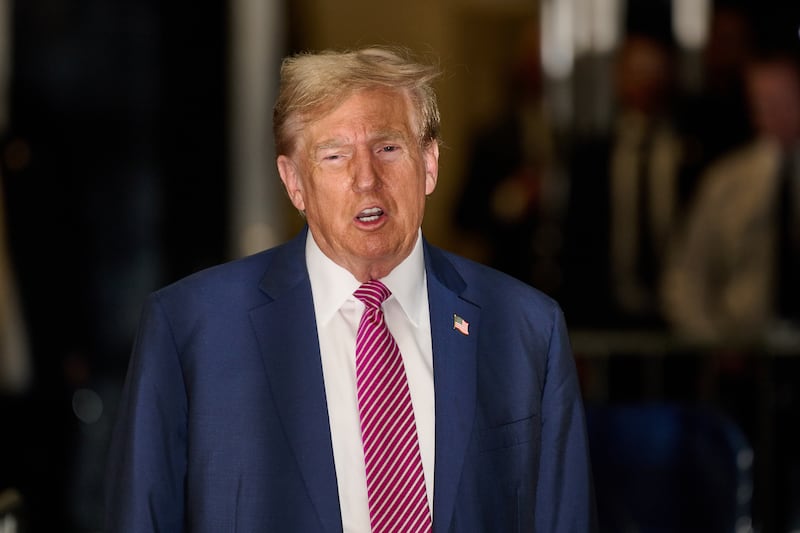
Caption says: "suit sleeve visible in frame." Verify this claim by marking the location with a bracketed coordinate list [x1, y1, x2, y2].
[104, 292, 188, 532]
[534, 306, 598, 532]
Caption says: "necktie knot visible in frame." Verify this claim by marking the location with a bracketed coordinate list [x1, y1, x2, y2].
[354, 279, 391, 309]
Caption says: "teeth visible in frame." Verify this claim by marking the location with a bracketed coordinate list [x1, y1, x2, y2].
[357, 207, 383, 222]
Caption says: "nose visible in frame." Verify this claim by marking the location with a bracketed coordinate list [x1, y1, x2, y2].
[352, 149, 381, 192]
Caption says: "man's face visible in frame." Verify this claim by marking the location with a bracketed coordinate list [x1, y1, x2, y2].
[277, 87, 439, 281]
[746, 62, 800, 148]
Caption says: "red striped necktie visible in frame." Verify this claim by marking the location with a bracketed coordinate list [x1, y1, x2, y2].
[354, 279, 432, 533]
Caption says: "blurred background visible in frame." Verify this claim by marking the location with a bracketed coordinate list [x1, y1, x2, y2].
[1, 0, 800, 531]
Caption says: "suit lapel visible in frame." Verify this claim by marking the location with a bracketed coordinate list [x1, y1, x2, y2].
[424, 242, 480, 533]
[246, 232, 479, 533]
[249, 229, 343, 532]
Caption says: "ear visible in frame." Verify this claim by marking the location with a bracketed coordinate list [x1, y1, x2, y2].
[277, 155, 306, 211]
[423, 142, 439, 196]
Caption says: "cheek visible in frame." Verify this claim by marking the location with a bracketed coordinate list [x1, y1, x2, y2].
[305, 184, 350, 226]
[406, 186, 429, 222]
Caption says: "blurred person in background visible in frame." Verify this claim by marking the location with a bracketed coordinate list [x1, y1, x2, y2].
[105, 46, 596, 532]
[562, 32, 688, 329]
[662, 50, 800, 530]
[662, 51, 800, 345]
[453, 22, 566, 296]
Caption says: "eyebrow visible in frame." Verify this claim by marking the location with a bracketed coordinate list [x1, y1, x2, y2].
[314, 139, 348, 152]
[372, 129, 408, 143]
[313, 129, 408, 152]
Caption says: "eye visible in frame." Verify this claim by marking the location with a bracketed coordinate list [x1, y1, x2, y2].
[317, 150, 348, 165]
[378, 145, 402, 155]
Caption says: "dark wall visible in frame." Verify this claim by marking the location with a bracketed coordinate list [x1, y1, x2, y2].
[1, 1, 228, 530]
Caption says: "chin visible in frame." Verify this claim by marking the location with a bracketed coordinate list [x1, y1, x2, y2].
[354, 241, 403, 261]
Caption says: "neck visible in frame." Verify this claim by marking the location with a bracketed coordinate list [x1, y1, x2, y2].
[347, 260, 399, 283]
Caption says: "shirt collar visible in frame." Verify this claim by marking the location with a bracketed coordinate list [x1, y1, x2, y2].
[305, 229, 426, 327]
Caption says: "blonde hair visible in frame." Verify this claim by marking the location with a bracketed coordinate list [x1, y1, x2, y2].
[273, 46, 441, 156]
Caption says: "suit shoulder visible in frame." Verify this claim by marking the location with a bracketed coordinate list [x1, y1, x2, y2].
[160, 249, 272, 295]
[701, 140, 777, 194]
[151, 239, 298, 317]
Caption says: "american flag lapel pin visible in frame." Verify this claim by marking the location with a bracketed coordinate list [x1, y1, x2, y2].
[453, 314, 469, 336]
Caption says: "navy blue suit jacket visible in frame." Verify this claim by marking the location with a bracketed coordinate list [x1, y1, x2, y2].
[105, 229, 596, 532]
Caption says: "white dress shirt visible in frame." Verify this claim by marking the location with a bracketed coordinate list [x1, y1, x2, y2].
[305, 230, 435, 533]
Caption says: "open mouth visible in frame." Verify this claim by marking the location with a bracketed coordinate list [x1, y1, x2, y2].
[356, 207, 384, 223]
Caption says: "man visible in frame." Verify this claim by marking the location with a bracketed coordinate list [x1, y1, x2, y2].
[562, 33, 687, 329]
[454, 21, 565, 295]
[661, 51, 800, 531]
[105, 46, 596, 532]
[662, 52, 800, 344]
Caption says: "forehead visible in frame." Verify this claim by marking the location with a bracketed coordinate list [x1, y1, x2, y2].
[302, 87, 419, 145]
